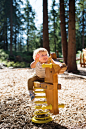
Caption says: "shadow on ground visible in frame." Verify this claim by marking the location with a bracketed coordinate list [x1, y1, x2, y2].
[78, 69, 86, 76]
[33, 121, 68, 129]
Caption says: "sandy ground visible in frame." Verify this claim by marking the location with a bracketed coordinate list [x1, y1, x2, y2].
[0, 65, 86, 129]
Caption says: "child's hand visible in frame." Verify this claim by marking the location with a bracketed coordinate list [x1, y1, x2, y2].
[35, 54, 40, 61]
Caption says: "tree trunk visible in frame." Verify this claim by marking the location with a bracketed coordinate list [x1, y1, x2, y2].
[82, 10, 84, 49]
[27, 10, 29, 52]
[60, 0, 68, 65]
[27, 36, 29, 51]
[54, 16, 56, 53]
[67, 0, 77, 72]
[10, 0, 13, 55]
[6, 23, 8, 51]
[3, 23, 6, 50]
[43, 0, 50, 53]
[14, 0, 17, 52]
[15, 29, 17, 52]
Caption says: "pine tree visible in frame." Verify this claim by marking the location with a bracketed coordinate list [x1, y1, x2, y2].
[24, 0, 36, 51]
[43, 0, 50, 53]
[67, 0, 77, 72]
[60, 0, 68, 64]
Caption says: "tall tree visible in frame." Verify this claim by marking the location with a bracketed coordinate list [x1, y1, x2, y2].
[75, 0, 86, 51]
[10, 0, 13, 55]
[43, 0, 50, 53]
[49, 0, 58, 53]
[0, 0, 24, 52]
[79, 0, 85, 48]
[82, 9, 85, 48]
[60, 0, 68, 64]
[14, 0, 24, 52]
[0, 0, 9, 50]
[67, 0, 77, 72]
[24, 0, 36, 51]
[51, 0, 57, 52]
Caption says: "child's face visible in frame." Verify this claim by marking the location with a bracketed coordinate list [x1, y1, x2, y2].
[39, 51, 48, 63]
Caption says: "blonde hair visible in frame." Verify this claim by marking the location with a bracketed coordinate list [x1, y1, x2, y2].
[33, 48, 49, 60]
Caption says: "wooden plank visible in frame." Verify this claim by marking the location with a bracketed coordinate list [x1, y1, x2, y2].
[34, 81, 61, 90]
[45, 67, 55, 83]
[41, 83, 53, 90]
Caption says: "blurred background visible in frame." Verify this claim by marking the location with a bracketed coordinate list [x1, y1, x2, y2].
[0, 0, 86, 68]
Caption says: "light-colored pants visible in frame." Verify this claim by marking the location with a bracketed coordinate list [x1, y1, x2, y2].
[27, 74, 44, 90]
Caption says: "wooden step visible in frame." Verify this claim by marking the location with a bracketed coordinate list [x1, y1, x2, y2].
[34, 101, 47, 104]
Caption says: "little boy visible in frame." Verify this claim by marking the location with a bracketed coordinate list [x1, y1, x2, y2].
[27, 48, 63, 101]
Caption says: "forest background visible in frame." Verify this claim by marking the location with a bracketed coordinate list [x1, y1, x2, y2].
[0, 0, 86, 72]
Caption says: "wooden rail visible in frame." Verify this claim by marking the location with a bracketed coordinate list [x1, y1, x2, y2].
[80, 49, 86, 67]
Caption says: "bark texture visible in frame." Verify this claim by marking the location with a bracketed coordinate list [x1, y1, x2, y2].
[60, 0, 68, 65]
[43, 0, 50, 53]
[67, 0, 77, 72]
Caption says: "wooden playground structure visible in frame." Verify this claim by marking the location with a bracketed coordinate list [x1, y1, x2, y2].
[80, 49, 86, 67]
[50, 49, 86, 68]
[32, 57, 67, 123]
[50, 51, 63, 62]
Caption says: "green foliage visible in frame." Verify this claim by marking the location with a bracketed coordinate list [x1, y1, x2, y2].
[0, 49, 31, 68]
[76, 50, 82, 57]
[23, 0, 37, 51]
[76, 50, 82, 64]
[75, 0, 86, 50]
[48, 0, 62, 53]
[0, 49, 9, 61]
[0, 0, 86, 62]
[0, 0, 24, 51]
[7, 61, 14, 67]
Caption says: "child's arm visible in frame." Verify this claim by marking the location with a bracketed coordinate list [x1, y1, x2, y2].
[30, 54, 40, 68]
[30, 60, 38, 68]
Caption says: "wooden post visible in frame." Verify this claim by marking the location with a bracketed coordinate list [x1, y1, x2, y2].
[44, 63, 67, 115]
[80, 49, 86, 67]
[53, 74, 59, 114]
[44, 65, 59, 114]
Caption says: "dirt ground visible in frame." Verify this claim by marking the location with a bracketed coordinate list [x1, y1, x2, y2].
[0, 64, 86, 129]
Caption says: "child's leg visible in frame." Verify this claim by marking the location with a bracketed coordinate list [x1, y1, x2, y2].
[28, 75, 44, 91]
[28, 75, 40, 91]
[27, 75, 37, 91]
[27, 74, 44, 101]
[27, 74, 39, 101]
